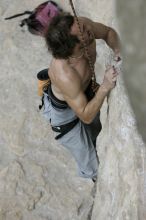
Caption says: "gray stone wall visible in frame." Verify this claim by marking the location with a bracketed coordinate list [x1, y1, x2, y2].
[117, 0, 146, 145]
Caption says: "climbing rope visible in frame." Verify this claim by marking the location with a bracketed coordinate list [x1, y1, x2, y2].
[69, 0, 99, 92]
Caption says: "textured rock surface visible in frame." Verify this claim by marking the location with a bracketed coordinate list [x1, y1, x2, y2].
[117, 0, 146, 144]
[0, 0, 145, 220]
[0, 1, 94, 220]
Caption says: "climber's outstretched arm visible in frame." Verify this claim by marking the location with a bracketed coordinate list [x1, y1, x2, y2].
[80, 17, 121, 58]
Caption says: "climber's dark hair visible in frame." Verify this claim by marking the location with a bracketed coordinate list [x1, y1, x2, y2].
[45, 12, 80, 59]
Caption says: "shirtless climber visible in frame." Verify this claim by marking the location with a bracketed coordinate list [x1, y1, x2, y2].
[40, 12, 120, 182]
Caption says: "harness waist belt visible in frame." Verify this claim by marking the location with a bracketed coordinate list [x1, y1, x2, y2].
[47, 85, 68, 109]
[51, 118, 79, 140]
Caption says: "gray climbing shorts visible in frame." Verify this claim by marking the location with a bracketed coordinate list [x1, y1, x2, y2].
[42, 92, 102, 179]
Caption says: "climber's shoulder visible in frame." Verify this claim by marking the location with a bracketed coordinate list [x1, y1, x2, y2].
[79, 16, 111, 40]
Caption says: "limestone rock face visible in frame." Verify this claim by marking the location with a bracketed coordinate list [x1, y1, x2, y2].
[117, 0, 146, 144]
[0, 0, 145, 220]
[92, 53, 146, 220]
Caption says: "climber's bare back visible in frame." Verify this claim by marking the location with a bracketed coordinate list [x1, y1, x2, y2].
[48, 17, 111, 101]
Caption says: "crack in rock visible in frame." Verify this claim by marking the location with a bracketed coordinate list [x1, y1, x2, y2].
[87, 181, 98, 220]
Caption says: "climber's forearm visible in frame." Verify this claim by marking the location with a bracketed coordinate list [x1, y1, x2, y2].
[105, 27, 121, 54]
[89, 20, 121, 54]
[82, 85, 109, 124]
